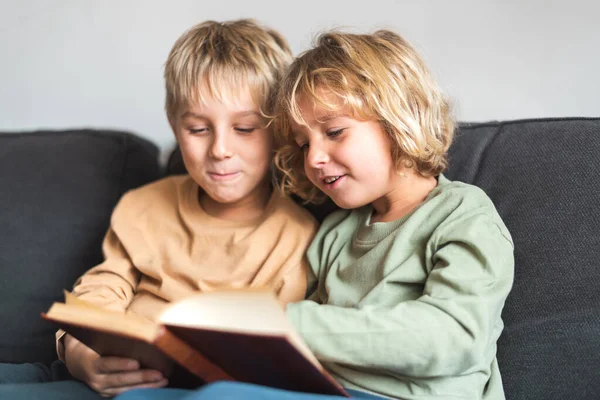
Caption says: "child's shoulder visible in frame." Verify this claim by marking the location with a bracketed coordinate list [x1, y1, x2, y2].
[431, 175, 512, 244]
[112, 175, 190, 220]
[433, 175, 499, 214]
[119, 175, 188, 205]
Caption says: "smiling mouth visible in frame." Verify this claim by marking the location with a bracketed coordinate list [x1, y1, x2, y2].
[323, 175, 345, 185]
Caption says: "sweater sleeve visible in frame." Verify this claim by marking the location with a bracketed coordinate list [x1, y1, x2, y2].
[275, 215, 319, 305]
[55, 198, 142, 360]
[276, 257, 311, 306]
[286, 214, 514, 378]
[69, 225, 140, 310]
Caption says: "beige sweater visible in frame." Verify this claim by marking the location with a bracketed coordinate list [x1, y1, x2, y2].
[57, 175, 317, 359]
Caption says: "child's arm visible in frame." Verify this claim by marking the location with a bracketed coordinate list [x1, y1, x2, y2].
[58, 194, 163, 394]
[286, 214, 514, 378]
[69, 226, 140, 311]
[276, 258, 312, 305]
[56, 225, 141, 360]
[66, 187, 152, 312]
[273, 214, 319, 305]
[56, 192, 145, 355]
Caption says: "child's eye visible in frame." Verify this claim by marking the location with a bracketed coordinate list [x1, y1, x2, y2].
[295, 141, 309, 151]
[326, 128, 345, 138]
[235, 127, 256, 134]
[188, 127, 208, 134]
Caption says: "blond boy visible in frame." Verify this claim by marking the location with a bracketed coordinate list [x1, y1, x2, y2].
[58, 20, 317, 396]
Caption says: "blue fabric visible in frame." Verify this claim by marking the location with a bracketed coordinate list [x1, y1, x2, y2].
[0, 361, 71, 383]
[0, 381, 102, 400]
[0, 362, 55, 383]
[116, 382, 388, 400]
[0, 361, 101, 399]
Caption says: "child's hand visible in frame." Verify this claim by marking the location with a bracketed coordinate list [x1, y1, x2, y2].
[63, 334, 169, 397]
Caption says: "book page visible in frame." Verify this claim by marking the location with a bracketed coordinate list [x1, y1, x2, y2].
[158, 289, 292, 334]
[159, 289, 323, 369]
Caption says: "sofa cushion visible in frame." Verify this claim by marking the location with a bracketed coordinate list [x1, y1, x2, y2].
[0, 130, 160, 365]
[445, 118, 600, 400]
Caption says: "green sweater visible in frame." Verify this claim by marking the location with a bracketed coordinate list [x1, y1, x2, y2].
[287, 175, 514, 400]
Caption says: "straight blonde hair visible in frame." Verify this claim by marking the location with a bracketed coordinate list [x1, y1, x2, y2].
[164, 19, 292, 127]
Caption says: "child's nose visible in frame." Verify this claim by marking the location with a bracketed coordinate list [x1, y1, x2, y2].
[306, 144, 329, 168]
[209, 133, 233, 160]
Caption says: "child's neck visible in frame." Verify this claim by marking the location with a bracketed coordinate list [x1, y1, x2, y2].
[199, 182, 272, 223]
[370, 172, 438, 223]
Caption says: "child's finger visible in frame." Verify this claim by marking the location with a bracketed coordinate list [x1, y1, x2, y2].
[100, 378, 169, 397]
[108, 369, 164, 388]
[94, 357, 140, 373]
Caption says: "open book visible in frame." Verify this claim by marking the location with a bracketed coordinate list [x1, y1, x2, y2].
[42, 289, 348, 396]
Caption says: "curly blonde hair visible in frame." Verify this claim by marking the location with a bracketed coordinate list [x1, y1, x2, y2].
[274, 30, 454, 203]
[164, 19, 292, 127]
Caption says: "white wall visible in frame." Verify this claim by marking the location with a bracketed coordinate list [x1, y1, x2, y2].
[1, 0, 598, 152]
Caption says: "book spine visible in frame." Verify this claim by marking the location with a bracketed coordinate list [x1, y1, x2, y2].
[153, 326, 234, 383]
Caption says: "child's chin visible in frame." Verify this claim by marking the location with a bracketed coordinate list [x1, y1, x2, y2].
[330, 196, 368, 210]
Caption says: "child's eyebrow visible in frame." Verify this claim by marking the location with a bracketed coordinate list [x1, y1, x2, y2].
[179, 110, 261, 120]
[180, 111, 261, 119]
[180, 111, 205, 120]
[316, 113, 348, 123]
[234, 111, 262, 118]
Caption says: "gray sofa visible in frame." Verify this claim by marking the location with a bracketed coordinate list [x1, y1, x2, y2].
[1, 118, 599, 399]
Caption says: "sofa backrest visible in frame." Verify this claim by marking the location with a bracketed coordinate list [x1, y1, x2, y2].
[0, 130, 160, 365]
[445, 118, 600, 400]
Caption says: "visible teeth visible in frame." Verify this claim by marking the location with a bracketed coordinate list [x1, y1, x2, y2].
[325, 176, 340, 184]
